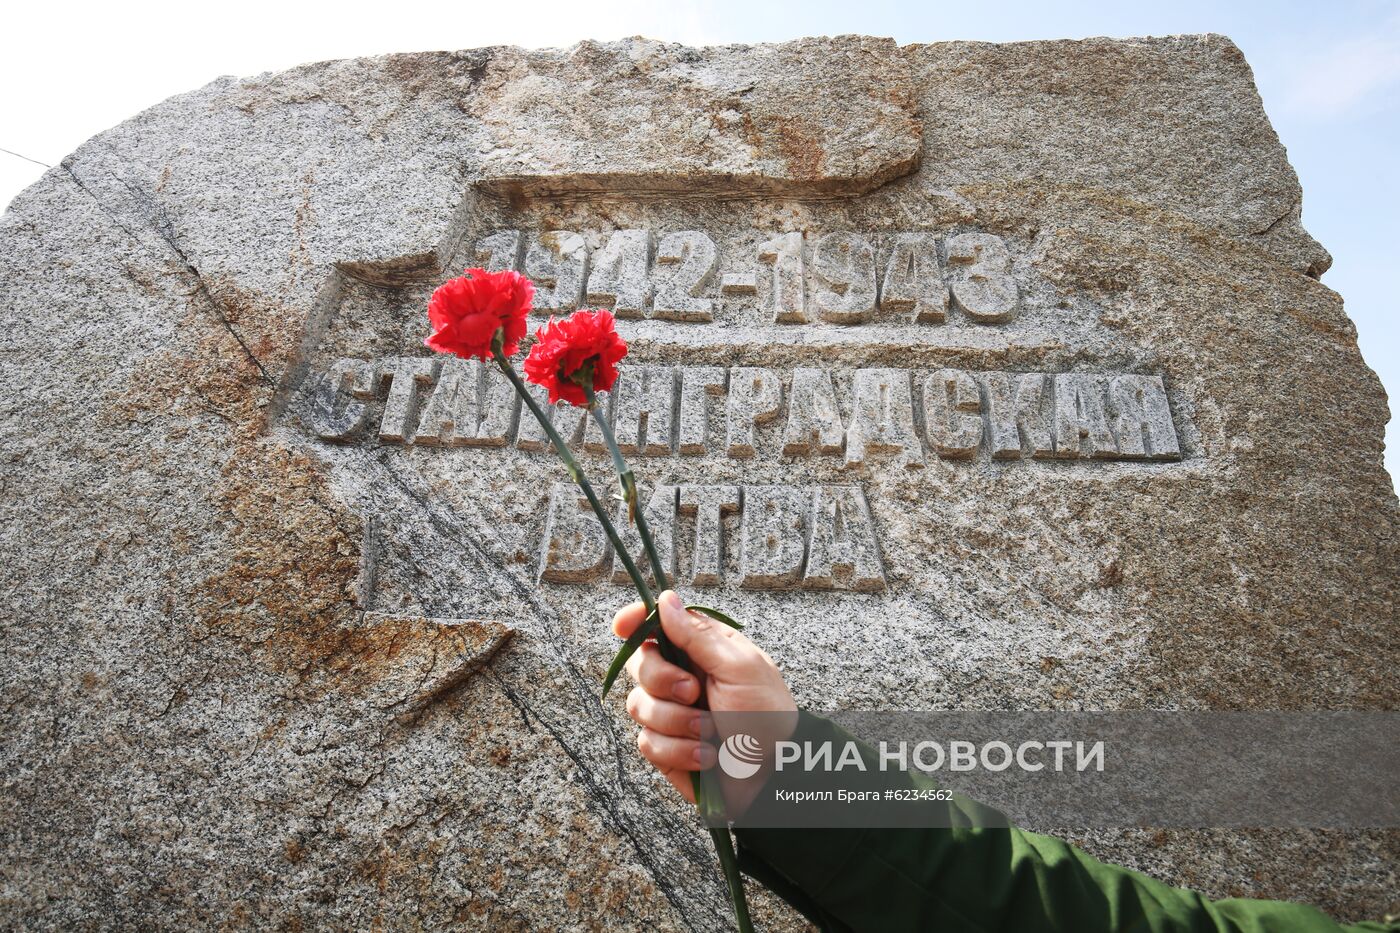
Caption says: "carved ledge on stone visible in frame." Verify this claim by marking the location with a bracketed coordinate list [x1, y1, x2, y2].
[469, 36, 922, 200]
[325, 612, 514, 720]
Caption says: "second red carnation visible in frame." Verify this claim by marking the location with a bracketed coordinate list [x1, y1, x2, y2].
[523, 309, 629, 406]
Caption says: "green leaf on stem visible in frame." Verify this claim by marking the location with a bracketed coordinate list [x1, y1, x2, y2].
[601, 607, 661, 699]
[600, 605, 741, 699]
[684, 605, 744, 631]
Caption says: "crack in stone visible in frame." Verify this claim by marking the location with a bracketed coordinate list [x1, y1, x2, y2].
[370, 455, 627, 742]
[60, 156, 276, 388]
[1251, 204, 1296, 237]
[368, 454, 724, 929]
[60, 160, 146, 247]
[111, 170, 277, 388]
[487, 670, 725, 932]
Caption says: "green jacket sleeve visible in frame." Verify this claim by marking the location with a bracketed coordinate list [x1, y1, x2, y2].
[733, 711, 1395, 933]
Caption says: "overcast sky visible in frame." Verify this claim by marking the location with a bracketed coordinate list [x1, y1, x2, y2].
[2, 0, 1396, 484]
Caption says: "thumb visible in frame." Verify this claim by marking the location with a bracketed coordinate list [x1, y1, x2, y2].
[657, 590, 747, 677]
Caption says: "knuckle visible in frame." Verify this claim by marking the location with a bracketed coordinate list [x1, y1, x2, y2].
[738, 651, 767, 674]
[743, 643, 773, 669]
[638, 730, 677, 767]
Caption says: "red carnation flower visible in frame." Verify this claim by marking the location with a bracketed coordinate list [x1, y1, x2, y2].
[523, 309, 629, 406]
[424, 268, 534, 361]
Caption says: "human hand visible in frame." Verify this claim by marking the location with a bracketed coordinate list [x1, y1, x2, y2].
[612, 590, 798, 813]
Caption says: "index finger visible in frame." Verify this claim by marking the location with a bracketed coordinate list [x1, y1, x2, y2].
[611, 600, 649, 638]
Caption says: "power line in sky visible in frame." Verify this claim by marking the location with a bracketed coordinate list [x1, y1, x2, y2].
[0, 146, 52, 169]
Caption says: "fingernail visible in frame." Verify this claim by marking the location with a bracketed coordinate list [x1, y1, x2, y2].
[662, 590, 683, 611]
[672, 678, 695, 702]
[694, 745, 716, 768]
[688, 715, 703, 739]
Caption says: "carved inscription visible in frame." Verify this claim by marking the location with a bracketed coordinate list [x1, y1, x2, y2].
[804, 486, 885, 591]
[678, 484, 739, 586]
[726, 368, 783, 458]
[678, 367, 726, 454]
[946, 232, 1017, 323]
[524, 231, 589, 314]
[540, 482, 885, 591]
[811, 232, 878, 324]
[307, 223, 1191, 596]
[653, 231, 718, 322]
[415, 358, 479, 445]
[377, 358, 435, 444]
[612, 484, 677, 586]
[737, 485, 810, 588]
[311, 361, 1183, 463]
[845, 368, 925, 469]
[470, 228, 1020, 325]
[312, 358, 375, 441]
[586, 229, 652, 318]
[881, 233, 948, 323]
[924, 369, 983, 459]
[611, 365, 676, 456]
[756, 231, 806, 323]
[982, 372, 1053, 459]
[782, 369, 845, 457]
[538, 485, 610, 583]
[473, 230, 522, 273]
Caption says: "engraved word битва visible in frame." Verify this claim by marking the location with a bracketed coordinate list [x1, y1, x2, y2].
[539, 483, 886, 591]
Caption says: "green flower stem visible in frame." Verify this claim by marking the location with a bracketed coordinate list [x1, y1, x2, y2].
[712, 827, 754, 933]
[490, 348, 656, 611]
[584, 386, 750, 932]
[581, 385, 682, 673]
[495, 350, 751, 932]
[583, 385, 670, 594]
